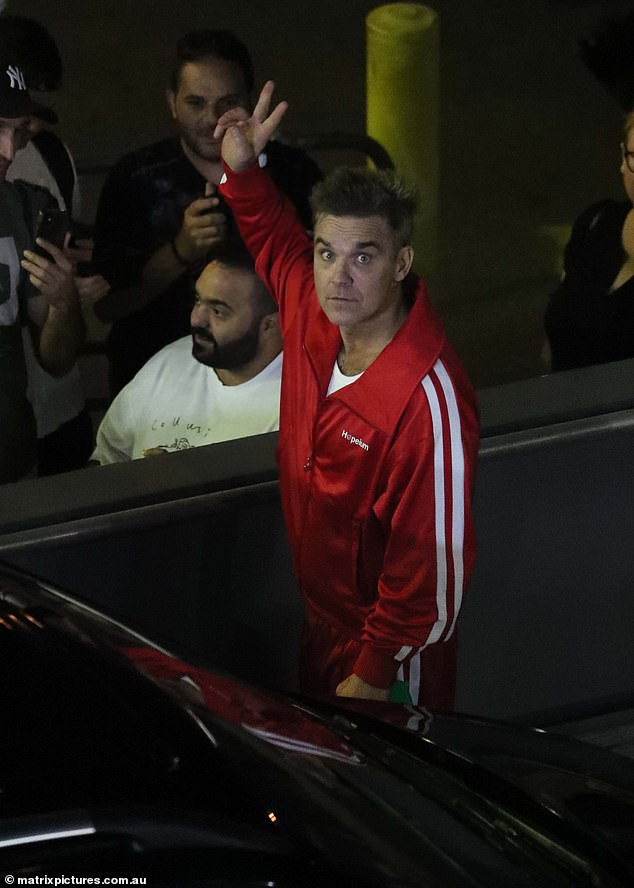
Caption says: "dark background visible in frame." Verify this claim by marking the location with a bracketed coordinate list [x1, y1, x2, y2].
[8, 0, 633, 385]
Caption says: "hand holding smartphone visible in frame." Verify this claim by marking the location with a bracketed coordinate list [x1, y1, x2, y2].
[34, 207, 69, 260]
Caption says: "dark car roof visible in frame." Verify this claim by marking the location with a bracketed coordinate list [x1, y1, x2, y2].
[2, 563, 634, 887]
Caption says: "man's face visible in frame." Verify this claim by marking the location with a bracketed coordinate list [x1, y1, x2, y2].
[27, 88, 59, 137]
[313, 214, 411, 332]
[0, 116, 30, 181]
[622, 129, 634, 205]
[168, 58, 251, 163]
[191, 261, 264, 369]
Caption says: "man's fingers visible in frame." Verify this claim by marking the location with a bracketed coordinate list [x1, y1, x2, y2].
[22, 249, 48, 270]
[213, 107, 249, 139]
[22, 260, 59, 285]
[188, 196, 219, 215]
[188, 216, 226, 246]
[198, 226, 226, 246]
[76, 275, 110, 304]
[36, 237, 62, 259]
[252, 80, 288, 133]
[261, 100, 288, 140]
[194, 212, 226, 229]
[252, 80, 275, 122]
[23, 248, 74, 296]
[34, 238, 72, 270]
[21, 255, 52, 280]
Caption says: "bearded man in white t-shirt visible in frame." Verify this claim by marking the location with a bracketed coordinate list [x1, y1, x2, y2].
[91, 245, 282, 464]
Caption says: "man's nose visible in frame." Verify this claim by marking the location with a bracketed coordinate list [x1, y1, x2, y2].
[200, 104, 217, 126]
[332, 258, 352, 284]
[191, 304, 205, 327]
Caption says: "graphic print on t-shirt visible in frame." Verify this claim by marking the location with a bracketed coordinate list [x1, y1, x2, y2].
[142, 436, 194, 457]
[0, 237, 20, 325]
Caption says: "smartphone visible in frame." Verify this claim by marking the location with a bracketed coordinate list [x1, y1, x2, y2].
[34, 207, 69, 259]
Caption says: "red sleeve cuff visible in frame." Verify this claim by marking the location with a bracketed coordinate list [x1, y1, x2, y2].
[219, 159, 271, 198]
[353, 643, 401, 689]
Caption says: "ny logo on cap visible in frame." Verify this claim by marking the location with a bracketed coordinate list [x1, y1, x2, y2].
[6, 65, 27, 91]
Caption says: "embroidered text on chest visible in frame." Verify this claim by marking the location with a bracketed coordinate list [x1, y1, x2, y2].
[341, 429, 369, 452]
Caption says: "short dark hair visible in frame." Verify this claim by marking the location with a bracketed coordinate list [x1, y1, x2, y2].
[0, 16, 63, 90]
[211, 242, 276, 316]
[171, 29, 254, 94]
[310, 167, 417, 248]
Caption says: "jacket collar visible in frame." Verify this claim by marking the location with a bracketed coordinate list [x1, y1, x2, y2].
[304, 278, 446, 433]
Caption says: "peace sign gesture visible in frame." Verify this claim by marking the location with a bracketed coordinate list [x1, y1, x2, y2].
[213, 80, 288, 173]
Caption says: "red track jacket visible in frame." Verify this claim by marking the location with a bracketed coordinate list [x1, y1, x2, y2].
[220, 163, 479, 694]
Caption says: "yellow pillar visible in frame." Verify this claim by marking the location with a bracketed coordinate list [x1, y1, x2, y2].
[366, 3, 439, 277]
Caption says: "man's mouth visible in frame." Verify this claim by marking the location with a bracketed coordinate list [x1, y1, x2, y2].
[192, 330, 214, 344]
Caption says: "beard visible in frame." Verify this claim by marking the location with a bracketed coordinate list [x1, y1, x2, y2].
[180, 125, 221, 163]
[191, 322, 261, 370]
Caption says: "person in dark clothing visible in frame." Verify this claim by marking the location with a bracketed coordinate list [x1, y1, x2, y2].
[545, 111, 634, 371]
[93, 29, 322, 395]
[0, 58, 83, 482]
[0, 15, 98, 475]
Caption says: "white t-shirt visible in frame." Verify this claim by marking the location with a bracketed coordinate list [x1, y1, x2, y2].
[92, 337, 283, 464]
[326, 359, 364, 395]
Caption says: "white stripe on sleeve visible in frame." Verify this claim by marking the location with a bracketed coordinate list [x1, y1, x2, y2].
[421, 372, 449, 645]
[420, 359, 466, 646]
[408, 650, 421, 706]
[434, 360, 466, 639]
[394, 645, 413, 662]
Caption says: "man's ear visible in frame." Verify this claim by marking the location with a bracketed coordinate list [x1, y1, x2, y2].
[166, 89, 176, 120]
[260, 312, 282, 351]
[260, 312, 280, 335]
[394, 245, 414, 282]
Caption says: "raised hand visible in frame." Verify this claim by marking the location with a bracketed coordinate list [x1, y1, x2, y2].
[214, 80, 288, 173]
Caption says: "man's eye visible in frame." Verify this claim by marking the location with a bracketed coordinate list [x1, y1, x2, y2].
[186, 98, 204, 109]
[319, 250, 334, 262]
[216, 96, 244, 116]
[357, 254, 371, 264]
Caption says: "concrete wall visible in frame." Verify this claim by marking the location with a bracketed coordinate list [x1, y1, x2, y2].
[9, 0, 633, 385]
[5, 405, 634, 720]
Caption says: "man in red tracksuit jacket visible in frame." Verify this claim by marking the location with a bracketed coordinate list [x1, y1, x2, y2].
[216, 83, 479, 709]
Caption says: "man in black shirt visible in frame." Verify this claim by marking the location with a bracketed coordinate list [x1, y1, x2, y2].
[93, 29, 321, 395]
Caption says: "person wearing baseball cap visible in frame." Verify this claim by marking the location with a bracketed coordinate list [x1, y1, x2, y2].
[0, 54, 83, 483]
[0, 16, 61, 123]
[0, 59, 38, 176]
[1, 17, 105, 475]
[0, 59, 39, 116]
